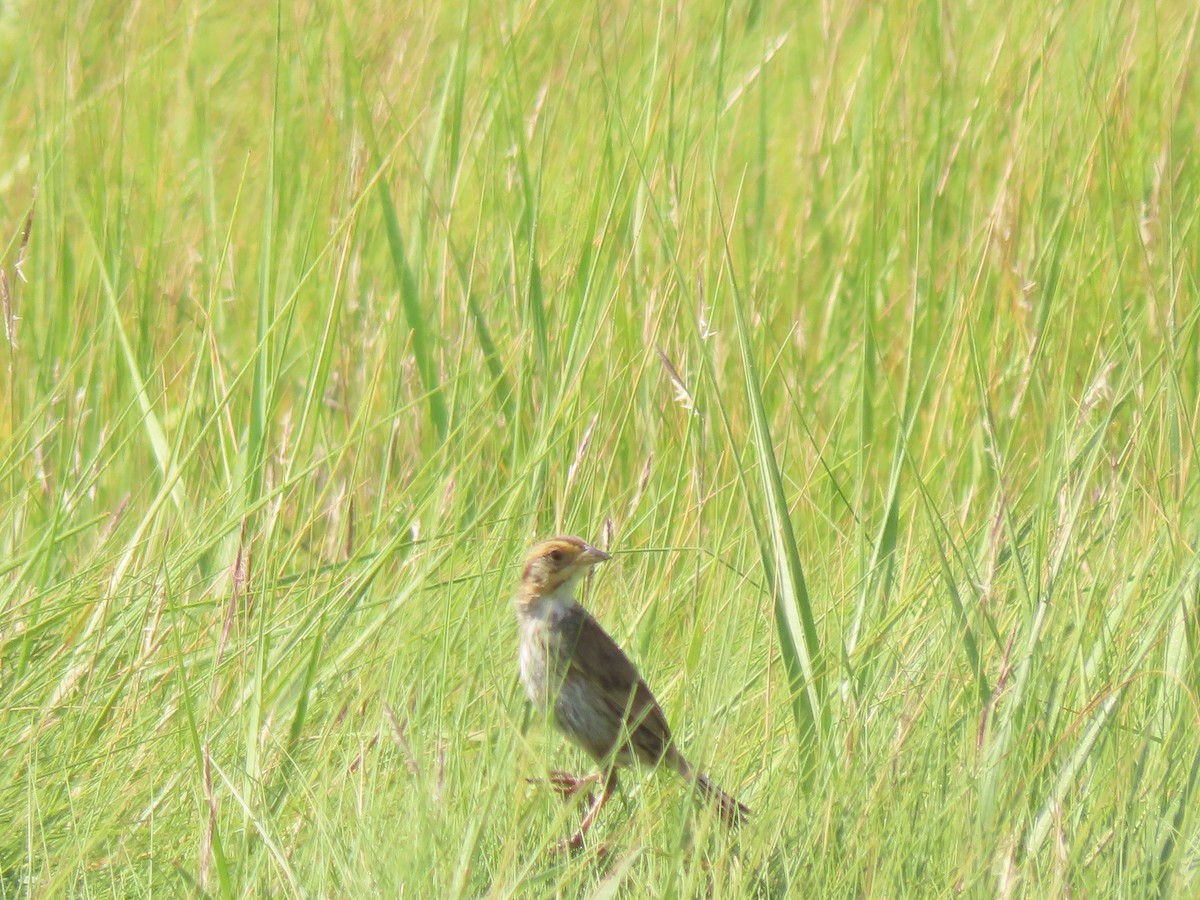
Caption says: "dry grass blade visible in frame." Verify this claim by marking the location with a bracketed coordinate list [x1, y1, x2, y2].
[383, 701, 421, 777]
[655, 344, 696, 412]
[1, 269, 12, 348]
[565, 413, 599, 492]
[15, 186, 34, 283]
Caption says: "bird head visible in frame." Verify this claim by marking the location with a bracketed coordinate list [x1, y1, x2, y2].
[519, 535, 611, 597]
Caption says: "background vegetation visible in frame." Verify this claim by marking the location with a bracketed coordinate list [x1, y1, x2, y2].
[2, 0, 1199, 895]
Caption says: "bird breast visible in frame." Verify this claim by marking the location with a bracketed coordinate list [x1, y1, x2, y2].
[516, 597, 576, 709]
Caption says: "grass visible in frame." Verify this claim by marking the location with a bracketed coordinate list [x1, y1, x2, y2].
[2, 0, 1199, 895]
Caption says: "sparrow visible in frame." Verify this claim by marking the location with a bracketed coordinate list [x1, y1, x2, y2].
[515, 535, 749, 849]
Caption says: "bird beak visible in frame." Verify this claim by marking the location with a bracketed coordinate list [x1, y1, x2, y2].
[577, 545, 611, 566]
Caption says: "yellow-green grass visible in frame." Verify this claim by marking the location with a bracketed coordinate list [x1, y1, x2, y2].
[2, 0, 1199, 895]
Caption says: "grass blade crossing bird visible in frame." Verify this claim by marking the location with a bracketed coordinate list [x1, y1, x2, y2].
[515, 535, 749, 850]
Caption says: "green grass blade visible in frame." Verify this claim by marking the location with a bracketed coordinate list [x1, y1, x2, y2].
[728, 275, 824, 753]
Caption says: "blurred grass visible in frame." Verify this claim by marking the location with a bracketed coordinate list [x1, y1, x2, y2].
[2, 0, 1200, 895]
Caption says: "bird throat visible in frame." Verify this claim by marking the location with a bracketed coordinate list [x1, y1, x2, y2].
[516, 574, 580, 615]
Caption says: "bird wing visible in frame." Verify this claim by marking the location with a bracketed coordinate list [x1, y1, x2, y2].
[566, 607, 673, 753]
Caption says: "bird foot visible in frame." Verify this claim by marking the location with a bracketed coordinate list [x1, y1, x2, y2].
[548, 770, 600, 798]
[527, 770, 599, 800]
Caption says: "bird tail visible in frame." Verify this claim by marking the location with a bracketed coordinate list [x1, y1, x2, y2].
[668, 748, 750, 827]
[694, 771, 751, 827]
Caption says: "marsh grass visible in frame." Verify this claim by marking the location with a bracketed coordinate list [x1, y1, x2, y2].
[2, 0, 1200, 895]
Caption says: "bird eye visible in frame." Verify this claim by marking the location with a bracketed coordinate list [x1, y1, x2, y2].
[548, 549, 564, 563]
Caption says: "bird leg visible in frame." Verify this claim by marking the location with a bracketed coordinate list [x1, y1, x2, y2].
[558, 769, 617, 852]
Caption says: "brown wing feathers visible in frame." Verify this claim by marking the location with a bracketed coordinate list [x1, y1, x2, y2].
[568, 610, 673, 762]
